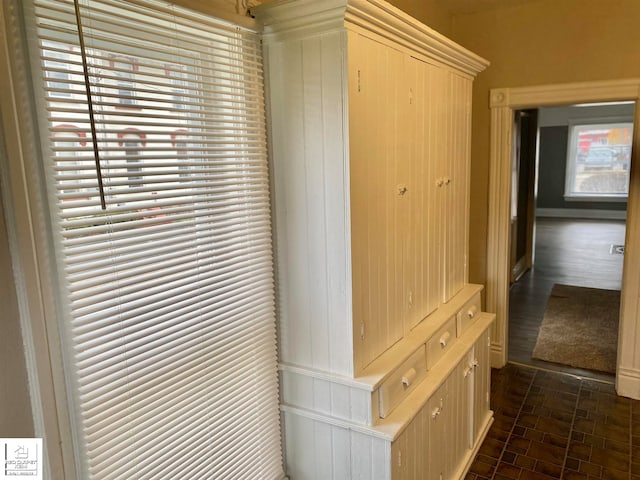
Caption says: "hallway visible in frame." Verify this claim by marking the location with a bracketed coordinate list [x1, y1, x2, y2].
[508, 217, 625, 381]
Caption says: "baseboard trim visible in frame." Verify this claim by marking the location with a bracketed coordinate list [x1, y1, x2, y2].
[536, 208, 627, 220]
[490, 344, 506, 369]
[616, 366, 640, 400]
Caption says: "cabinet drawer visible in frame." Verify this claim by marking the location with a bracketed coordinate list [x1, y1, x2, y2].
[456, 292, 482, 337]
[378, 345, 427, 419]
[426, 316, 457, 369]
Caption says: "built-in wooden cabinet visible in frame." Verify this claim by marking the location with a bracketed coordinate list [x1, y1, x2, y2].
[254, 0, 491, 478]
[391, 326, 491, 480]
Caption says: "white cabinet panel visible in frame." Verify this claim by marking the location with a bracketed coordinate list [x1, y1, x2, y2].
[390, 323, 493, 480]
[442, 73, 473, 303]
[349, 32, 407, 372]
[471, 329, 492, 445]
[391, 400, 429, 480]
[406, 56, 440, 331]
[267, 30, 355, 377]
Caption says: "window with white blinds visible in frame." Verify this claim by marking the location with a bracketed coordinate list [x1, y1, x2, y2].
[28, 0, 283, 478]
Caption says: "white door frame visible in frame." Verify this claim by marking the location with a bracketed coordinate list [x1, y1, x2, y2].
[486, 79, 640, 398]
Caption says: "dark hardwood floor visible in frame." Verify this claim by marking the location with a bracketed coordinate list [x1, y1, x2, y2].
[466, 363, 640, 480]
[508, 217, 626, 382]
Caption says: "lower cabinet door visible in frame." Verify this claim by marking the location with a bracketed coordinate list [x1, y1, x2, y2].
[427, 381, 448, 480]
[471, 328, 491, 446]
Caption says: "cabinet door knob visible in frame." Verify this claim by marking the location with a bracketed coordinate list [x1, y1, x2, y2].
[431, 406, 441, 419]
[439, 331, 451, 348]
[444, 177, 451, 185]
[435, 178, 444, 187]
[467, 305, 478, 319]
[402, 367, 417, 387]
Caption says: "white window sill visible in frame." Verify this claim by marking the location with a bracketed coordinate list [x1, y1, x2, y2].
[564, 194, 628, 203]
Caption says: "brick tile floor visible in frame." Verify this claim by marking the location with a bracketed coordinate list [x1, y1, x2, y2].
[466, 364, 640, 480]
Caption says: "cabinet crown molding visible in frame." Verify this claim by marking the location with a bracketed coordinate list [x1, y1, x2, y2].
[252, 0, 489, 76]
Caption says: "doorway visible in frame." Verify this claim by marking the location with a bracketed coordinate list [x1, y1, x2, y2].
[508, 103, 632, 381]
[485, 79, 640, 397]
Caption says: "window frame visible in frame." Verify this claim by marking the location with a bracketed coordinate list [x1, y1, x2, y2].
[2, 0, 280, 478]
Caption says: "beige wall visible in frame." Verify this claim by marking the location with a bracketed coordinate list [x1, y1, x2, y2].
[385, 0, 452, 37]
[0, 192, 34, 437]
[450, 0, 640, 285]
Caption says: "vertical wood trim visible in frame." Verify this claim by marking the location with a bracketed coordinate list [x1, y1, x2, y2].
[0, 1, 72, 477]
[487, 105, 512, 368]
[617, 92, 640, 396]
[265, 30, 355, 376]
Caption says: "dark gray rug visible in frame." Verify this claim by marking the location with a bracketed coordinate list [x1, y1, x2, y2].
[532, 284, 620, 374]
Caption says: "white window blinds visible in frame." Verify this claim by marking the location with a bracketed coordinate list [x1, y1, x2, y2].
[28, 0, 283, 478]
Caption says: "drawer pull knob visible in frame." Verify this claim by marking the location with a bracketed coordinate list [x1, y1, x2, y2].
[439, 331, 451, 348]
[467, 305, 478, 319]
[402, 367, 417, 387]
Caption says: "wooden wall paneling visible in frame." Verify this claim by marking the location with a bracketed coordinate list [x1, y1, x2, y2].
[315, 422, 335, 479]
[268, 30, 355, 375]
[283, 411, 393, 480]
[285, 412, 316, 478]
[319, 31, 355, 376]
[272, 38, 310, 368]
[280, 369, 373, 424]
[332, 422, 352, 478]
[351, 430, 386, 479]
[301, 34, 332, 371]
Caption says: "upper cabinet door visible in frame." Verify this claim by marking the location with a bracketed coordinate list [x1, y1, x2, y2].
[348, 31, 407, 371]
[442, 73, 473, 303]
[405, 55, 440, 331]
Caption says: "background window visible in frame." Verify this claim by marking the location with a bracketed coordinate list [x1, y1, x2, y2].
[565, 122, 633, 199]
